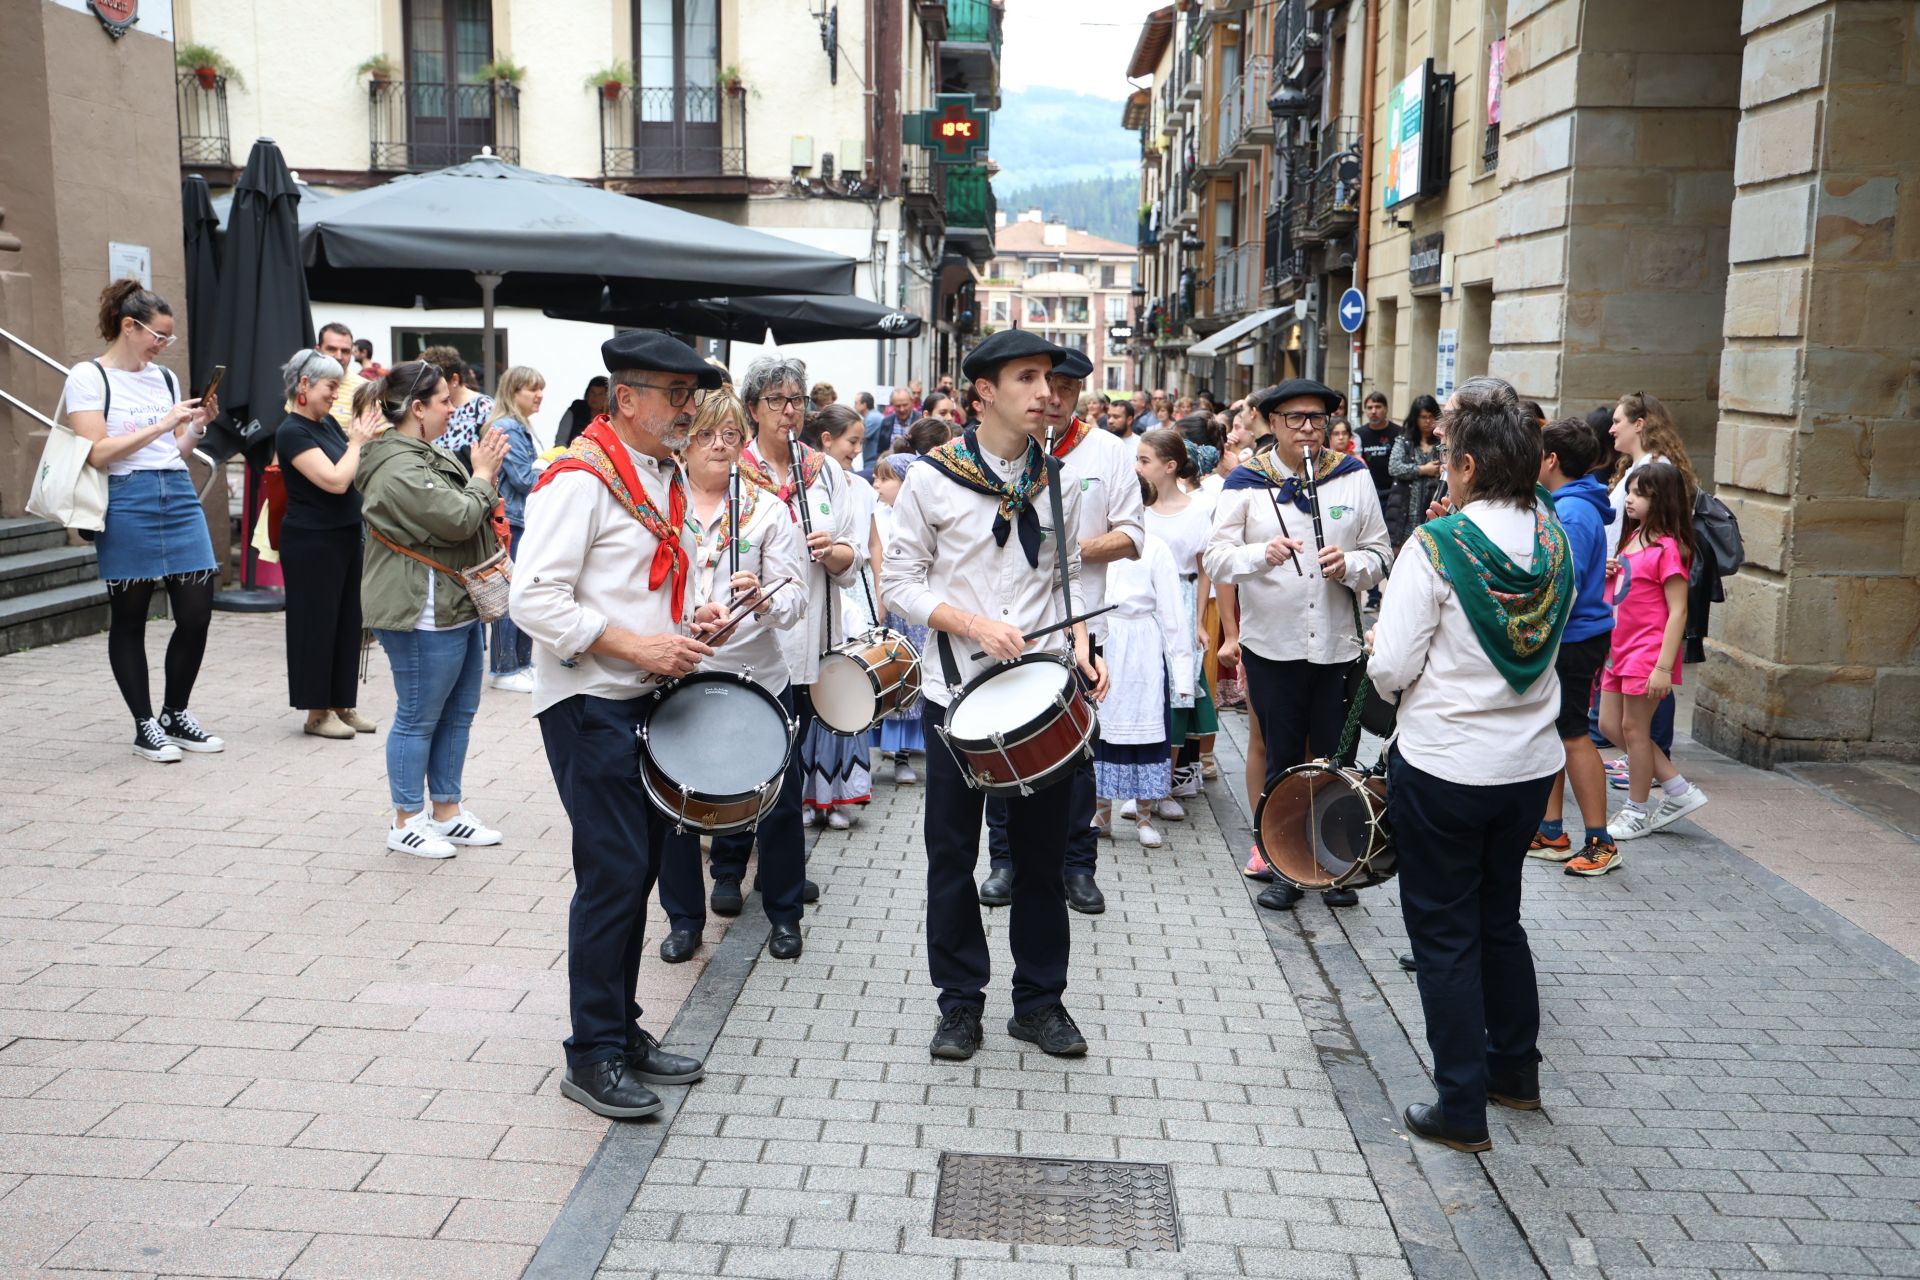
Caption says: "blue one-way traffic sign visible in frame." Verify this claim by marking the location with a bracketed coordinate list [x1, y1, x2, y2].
[1337, 287, 1366, 334]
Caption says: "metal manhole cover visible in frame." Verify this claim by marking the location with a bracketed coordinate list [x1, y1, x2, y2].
[932, 1153, 1180, 1250]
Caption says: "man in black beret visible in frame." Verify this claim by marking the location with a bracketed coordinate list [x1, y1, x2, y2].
[886, 328, 1110, 1064]
[511, 330, 722, 1119]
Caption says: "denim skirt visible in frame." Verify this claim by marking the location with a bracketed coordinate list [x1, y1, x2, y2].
[97, 468, 218, 583]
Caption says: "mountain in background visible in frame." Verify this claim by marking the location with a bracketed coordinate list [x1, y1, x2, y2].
[995, 175, 1137, 246]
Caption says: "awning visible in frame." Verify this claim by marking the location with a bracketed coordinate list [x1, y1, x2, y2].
[1186, 307, 1285, 359]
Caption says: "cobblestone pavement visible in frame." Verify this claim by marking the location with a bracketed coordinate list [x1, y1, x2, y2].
[0, 615, 733, 1277]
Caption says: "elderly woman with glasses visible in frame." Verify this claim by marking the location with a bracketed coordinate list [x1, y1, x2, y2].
[654, 391, 810, 965]
[276, 347, 382, 740]
[700, 355, 861, 918]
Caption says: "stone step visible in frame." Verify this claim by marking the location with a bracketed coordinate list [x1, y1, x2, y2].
[0, 580, 111, 655]
[0, 544, 99, 600]
[0, 517, 72, 556]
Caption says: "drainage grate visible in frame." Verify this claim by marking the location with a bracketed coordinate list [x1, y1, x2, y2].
[932, 1153, 1180, 1251]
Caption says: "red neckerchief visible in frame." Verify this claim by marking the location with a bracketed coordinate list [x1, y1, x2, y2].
[1049, 416, 1094, 458]
[531, 416, 691, 621]
[738, 439, 824, 522]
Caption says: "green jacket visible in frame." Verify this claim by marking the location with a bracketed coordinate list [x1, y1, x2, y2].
[355, 431, 501, 631]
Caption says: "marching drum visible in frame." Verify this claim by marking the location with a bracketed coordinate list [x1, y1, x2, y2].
[939, 654, 1097, 796]
[636, 672, 795, 834]
[1254, 762, 1397, 892]
[813, 628, 922, 736]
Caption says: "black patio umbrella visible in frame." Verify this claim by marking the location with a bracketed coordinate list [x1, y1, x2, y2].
[298, 153, 859, 388]
[547, 290, 925, 345]
[207, 137, 313, 611]
[180, 175, 223, 402]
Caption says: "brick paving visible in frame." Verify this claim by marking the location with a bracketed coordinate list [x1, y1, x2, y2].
[0, 614, 732, 1277]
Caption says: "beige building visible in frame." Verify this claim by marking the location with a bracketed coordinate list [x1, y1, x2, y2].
[975, 212, 1137, 393]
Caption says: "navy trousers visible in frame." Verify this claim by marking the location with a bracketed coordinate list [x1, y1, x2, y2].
[709, 685, 815, 885]
[539, 693, 667, 1070]
[656, 684, 807, 931]
[1241, 648, 1349, 787]
[924, 699, 1072, 1016]
[1388, 745, 1557, 1133]
[984, 756, 1097, 874]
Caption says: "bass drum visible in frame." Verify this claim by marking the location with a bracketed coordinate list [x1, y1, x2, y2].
[636, 672, 795, 834]
[1254, 762, 1396, 892]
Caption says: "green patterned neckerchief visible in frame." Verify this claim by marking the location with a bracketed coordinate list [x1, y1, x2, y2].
[1413, 488, 1575, 693]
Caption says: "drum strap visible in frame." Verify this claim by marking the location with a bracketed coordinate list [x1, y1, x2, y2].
[1042, 447, 1075, 630]
[937, 631, 962, 689]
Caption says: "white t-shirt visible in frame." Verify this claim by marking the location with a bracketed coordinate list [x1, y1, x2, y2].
[61, 362, 186, 476]
[1609, 452, 1665, 523]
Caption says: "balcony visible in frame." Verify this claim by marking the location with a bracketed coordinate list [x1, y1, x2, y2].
[1303, 121, 1360, 242]
[941, 0, 1003, 108]
[1237, 56, 1274, 152]
[902, 149, 948, 233]
[914, 0, 947, 41]
[369, 80, 519, 172]
[176, 70, 232, 170]
[944, 164, 997, 265]
[1208, 242, 1261, 317]
[599, 84, 747, 197]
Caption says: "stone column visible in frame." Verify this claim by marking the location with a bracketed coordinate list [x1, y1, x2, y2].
[1696, 0, 1920, 764]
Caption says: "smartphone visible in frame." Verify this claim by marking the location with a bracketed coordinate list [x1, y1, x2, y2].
[199, 365, 226, 403]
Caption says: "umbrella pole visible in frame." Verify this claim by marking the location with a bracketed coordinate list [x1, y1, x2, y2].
[213, 458, 286, 613]
[476, 272, 502, 394]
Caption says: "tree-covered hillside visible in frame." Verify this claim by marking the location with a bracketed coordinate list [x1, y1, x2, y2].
[994, 174, 1136, 245]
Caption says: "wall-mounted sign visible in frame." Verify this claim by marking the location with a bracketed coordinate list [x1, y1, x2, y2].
[1408, 232, 1445, 290]
[903, 94, 991, 164]
[108, 241, 151, 288]
[1436, 327, 1458, 398]
[1384, 59, 1454, 208]
[87, 0, 139, 38]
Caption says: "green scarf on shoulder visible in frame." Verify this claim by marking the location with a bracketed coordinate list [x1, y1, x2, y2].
[1413, 487, 1575, 694]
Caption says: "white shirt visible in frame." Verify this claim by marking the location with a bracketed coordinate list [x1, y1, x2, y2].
[885, 438, 1084, 707]
[1609, 452, 1665, 522]
[741, 444, 860, 685]
[687, 478, 808, 695]
[1367, 500, 1566, 786]
[61, 362, 186, 476]
[1057, 424, 1144, 641]
[1100, 537, 1195, 742]
[510, 442, 699, 716]
[1203, 455, 1392, 666]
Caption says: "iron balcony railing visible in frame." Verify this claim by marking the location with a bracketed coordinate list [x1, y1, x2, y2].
[945, 0, 1003, 56]
[902, 148, 948, 226]
[177, 70, 232, 167]
[599, 84, 746, 179]
[369, 80, 519, 171]
[1210, 242, 1261, 316]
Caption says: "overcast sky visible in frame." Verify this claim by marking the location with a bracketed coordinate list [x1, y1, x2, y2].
[1001, 0, 1167, 102]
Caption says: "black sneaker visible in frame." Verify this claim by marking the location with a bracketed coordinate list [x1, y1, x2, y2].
[559, 1059, 662, 1119]
[159, 706, 225, 753]
[132, 717, 182, 764]
[1007, 1004, 1088, 1057]
[709, 878, 744, 917]
[929, 1006, 983, 1060]
[623, 1027, 704, 1086]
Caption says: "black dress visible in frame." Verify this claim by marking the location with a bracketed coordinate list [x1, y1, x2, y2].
[275, 412, 365, 710]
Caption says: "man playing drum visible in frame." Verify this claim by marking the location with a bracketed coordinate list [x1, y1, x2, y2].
[886, 330, 1110, 1062]
[980, 348, 1143, 915]
[1205, 378, 1392, 910]
[511, 331, 718, 1119]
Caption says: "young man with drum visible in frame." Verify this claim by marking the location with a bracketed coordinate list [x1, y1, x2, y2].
[705, 356, 861, 916]
[511, 331, 718, 1120]
[1205, 378, 1392, 911]
[886, 330, 1110, 1062]
[980, 348, 1143, 915]
[654, 390, 811, 965]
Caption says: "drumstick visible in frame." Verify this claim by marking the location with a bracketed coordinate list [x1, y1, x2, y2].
[1267, 489, 1306, 576]
[727, 461, 740, 578]
[967, 603, 1117, 661]
[705, 577, 794, 648]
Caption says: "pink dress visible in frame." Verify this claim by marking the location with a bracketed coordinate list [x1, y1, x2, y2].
[1601, 534, 1686, 696]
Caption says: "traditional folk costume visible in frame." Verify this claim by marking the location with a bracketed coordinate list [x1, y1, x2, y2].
[1094, 535, 1193, 806]
[873, 498, 930, 762]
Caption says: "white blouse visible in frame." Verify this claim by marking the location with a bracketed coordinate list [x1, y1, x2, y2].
[687, 481, 809, 695]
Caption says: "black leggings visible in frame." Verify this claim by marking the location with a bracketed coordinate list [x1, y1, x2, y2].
[107, 572, 216, 723]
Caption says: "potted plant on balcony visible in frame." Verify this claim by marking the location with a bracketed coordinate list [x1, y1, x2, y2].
[176, 44, 244, 91]
[355, 54, 399, 84]
[584, 61, 632, 103]
[718, 65, 748, 98]
[474, 53, 526, 102]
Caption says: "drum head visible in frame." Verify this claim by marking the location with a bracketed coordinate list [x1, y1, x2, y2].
[812, 652, 877, 734]
[1256, 765, 1389, 890]
[948, 658, 1068, 743]
[646, 675, 789, 799]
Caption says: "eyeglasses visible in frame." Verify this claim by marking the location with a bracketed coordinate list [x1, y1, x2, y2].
[755, 394, 808, 413]
[1280, 412, 1330, 429]
[132, 317, 177, 348]
[624, 381, 708, 408]
[692, 427, 744, 447]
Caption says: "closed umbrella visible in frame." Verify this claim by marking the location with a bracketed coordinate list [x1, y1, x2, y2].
[548, 290, 924, 345]
[180, 175, 223, 401]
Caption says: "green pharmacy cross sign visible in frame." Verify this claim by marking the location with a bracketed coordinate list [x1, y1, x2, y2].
[904, 94, 990, 164]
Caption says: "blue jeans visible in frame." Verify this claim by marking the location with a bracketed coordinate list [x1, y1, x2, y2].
[489, 522, 532, 675]
[376, 623, 484, 811]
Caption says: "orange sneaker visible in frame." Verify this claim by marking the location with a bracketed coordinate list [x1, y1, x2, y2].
[1243, 847, 1276, 882]
[1564, 839, 1622, 877]
[1527, 830, 1574, 861]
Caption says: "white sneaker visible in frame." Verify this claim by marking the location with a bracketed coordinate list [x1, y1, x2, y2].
[802, 807, 818, 827]
[1155, 797, 1186, 822]
[1648, 784, 1709, 832]
[429, 809, 503, 846]
[1119, 799, 1139, 820]
[826, 808, 853, 830]
[893, 758, 918, 786]
[1171, 764, 1203, 798]
[132, 717, 182, 764]
[388, 813, 456, 859]
[1135, 821, 1163, 849]
[488, 669, 536, 693]
[1607, 805, 1660, 843]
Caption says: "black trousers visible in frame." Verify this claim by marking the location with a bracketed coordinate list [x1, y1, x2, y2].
[539, 693, 666, 1069]
[657, 684, 807, 931]
[1241, 648, 1350, 790]
[708, 685, 815, 885]
[924, 699, 1072, 1017]
[279, 522, 363, 711]
[984, 757, 1097, 874]
[1388, 745, 1556, 1132]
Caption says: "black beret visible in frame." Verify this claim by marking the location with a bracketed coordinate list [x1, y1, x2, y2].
[1053, 348, 1094, 381]
[601, 330, 726, 389]
[961, 329, 1068, 382]
[1253, 378, 1341, 415]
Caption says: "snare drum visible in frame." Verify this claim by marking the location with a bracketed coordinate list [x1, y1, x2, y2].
[813, 628, 922, 736]
[637, 672, 796, 833]
[938, 654, 1096, 795]
[1254, 761, 1396, 892]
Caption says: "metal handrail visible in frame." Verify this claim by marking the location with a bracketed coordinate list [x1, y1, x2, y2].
[0, 324, 71, 377]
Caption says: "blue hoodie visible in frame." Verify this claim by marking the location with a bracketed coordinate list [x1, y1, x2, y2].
[1551, 474, 1616, 643]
